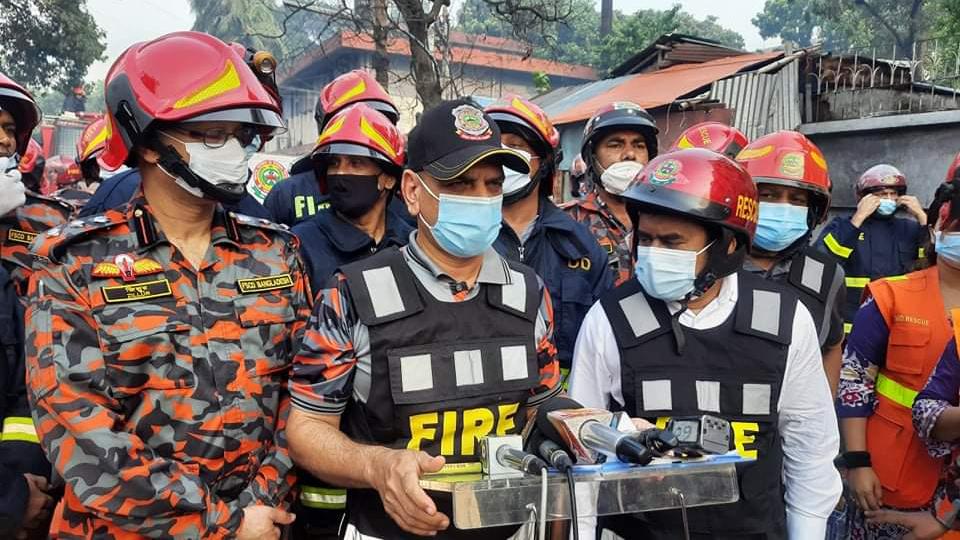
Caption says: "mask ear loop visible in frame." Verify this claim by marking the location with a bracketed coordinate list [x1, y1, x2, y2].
[668, 239, 716, 355]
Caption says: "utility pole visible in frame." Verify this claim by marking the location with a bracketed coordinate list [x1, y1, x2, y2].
[600, 0, 613, 36]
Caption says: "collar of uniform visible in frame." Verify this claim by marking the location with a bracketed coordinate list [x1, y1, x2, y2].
[125, 189, 242, 252]
[316, 210, 378, 252]
[742, 256, 792, 278]
[404, 230, 511, 285]
[666, 273, 739, 328]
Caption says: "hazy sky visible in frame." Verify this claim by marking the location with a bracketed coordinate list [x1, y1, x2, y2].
[84, 0, 777, 81]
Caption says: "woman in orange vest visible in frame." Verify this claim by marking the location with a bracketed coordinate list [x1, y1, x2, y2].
[837, 180, 959, 537]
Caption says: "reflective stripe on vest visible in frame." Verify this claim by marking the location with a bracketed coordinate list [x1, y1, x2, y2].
[300, 485, 347, 509]
[1, 416, 39, 443]
[846, 277, 870, 288]
[824, 233, 853, 258]
[875, 373, 919, 409]
[844, 322, 853, 334]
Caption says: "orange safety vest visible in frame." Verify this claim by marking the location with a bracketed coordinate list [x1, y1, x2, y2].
[866, 266, 951, 509]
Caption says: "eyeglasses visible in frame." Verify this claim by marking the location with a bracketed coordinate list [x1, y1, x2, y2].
[168, 125, 261, 149]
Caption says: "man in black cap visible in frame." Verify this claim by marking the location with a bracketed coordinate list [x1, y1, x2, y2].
[286, 99, 562, 539]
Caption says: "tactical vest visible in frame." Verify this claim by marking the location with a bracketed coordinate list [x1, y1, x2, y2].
[778, 248, 841, 348]
[339, 248, 541, 539]
[865, 266, 950, 509]
[600, 271, 793, 538]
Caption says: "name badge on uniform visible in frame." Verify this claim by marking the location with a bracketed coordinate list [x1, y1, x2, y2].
[102, 278, 173, 303]
[7, 229, 37, 245]
[236, 273, 294, 294]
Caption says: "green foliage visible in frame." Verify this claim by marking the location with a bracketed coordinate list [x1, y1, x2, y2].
[753, 0, 934, 54]
[0, 0, 106, 92]
[189, 0, 330, 65]
[456, 0, 745, 75]
[532, 72, 551, 94]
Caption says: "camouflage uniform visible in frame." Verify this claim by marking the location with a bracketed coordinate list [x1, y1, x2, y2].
[561, 191, 634, 286]
[0, 190, 79, 295]
[24, 190, 311, 539]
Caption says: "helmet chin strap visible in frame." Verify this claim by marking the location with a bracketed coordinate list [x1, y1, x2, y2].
[156, 144, 245, 204]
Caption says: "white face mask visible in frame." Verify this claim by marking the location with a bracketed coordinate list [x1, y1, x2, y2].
[159, 133, 258, 199]
[0, 155, 18, 174]
[0, 162, 26, 216]
[501, 147, 533, 197]
[600, 160, 645, 196]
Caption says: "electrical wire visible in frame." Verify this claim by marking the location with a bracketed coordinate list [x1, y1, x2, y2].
[566, 467, 580, 540]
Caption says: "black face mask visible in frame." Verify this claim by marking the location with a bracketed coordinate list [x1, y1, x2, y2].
[327, 174, 383, 218]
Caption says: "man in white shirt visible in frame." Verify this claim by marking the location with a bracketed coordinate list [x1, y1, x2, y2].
[569, 148, 841, 540]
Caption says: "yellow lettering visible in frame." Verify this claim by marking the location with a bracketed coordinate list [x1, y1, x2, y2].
[732, 421, 759, 459]
[440, 411, 457, 455]
[461, 408, 495, 456]
[407, 412, 438, 451]
[655, 416, 670, 429]
[496, 403, 519, 436]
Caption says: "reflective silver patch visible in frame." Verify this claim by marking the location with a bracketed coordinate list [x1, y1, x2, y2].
[400, 354, 433, 392]
[642, 380, 672, 411]
[500, 345, 528, 381]
[696, 380, 721, 413]
[454, 349, 484, 386]
[743, 383, 772, 415]
[619, 292, 660, 338]
[362, 267, 405, 318]
[751, 290, 781, 336]
[501, 269, 526, 313]
[801, 256, 825, 295]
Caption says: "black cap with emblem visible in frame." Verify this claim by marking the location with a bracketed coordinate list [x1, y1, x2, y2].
[406, 98, 529, 181]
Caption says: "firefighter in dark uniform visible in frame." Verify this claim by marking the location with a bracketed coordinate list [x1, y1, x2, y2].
[737, 131, 846, 396]
[263, 70, 400, 227]
[286, 99, 562, 539]
[287, 104, 411, 538]
[0, 71, 52, 540]
[562, 102, 659, 285]
[817, 163, 927, 333]
[486, 95, 613, 379]
[569, 148, 841, 539]
[292, 104, 412, 294]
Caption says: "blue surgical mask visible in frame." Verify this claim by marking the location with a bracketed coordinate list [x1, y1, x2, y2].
[753, 202, 810, 252]
[877, 199, 898, 216]
[416, 173, 503, 258]
[936, 231, 960, 266]
[634, 242, 714, 301]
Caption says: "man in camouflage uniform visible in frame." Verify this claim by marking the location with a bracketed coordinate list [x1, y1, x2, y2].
[562, 102, 659, 285]
[25, 32, 306, 539]
[0, 79, 80, 297]
[0, 72, 54, 539]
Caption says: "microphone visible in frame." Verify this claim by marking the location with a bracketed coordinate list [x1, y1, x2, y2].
[579, 419, 654, 466]
[538, 439, 574, 472]
[496, 445, 549, 475]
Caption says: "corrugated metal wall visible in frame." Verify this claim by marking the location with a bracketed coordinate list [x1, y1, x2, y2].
[708, 59, 801, 139]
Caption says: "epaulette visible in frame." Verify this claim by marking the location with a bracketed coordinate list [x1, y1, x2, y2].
[30, 214, 122, 264]
[26, 190, 81, 214]
[231, 212, 293, 235]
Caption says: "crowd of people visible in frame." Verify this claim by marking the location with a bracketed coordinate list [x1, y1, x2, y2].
[1, 29, 959, 540]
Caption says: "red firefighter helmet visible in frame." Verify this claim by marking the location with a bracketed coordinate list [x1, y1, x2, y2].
[43, 155, 82, 194]
[101, 31, 285, 171]
[624, 148, 758, 293]
[485, 95, 560, 154]
[76, 118, 108, 164]
[670, 122, 748, 159]
[0, 72, 41, 155]
[311, 103, 405, 193]
[582, 102, 659, 177]
[856, 164, 907, 198]
[315, 70, 399, 133]
[18, 139, 43, 174]
[625, 148, 758, 244]
[735, 130, 832, 224]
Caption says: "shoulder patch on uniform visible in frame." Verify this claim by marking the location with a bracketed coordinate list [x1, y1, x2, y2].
[232, 213, 291, 233]
[237, 273, 294, 294]
[31, 214, 123, 263]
